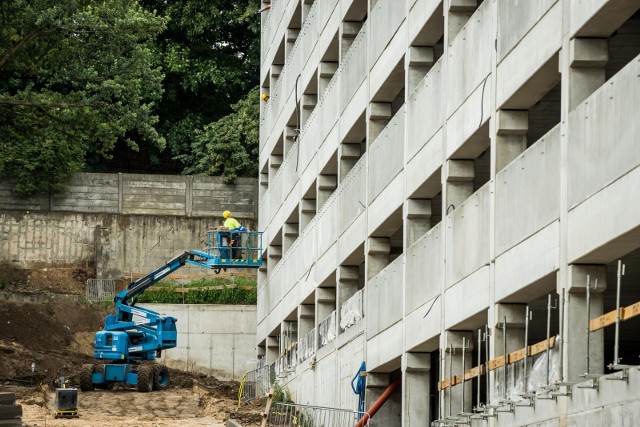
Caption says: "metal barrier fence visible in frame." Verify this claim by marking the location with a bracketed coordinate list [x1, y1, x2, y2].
[268, 402, 372, 427]
[86, 279, 116, 302]
[239, 364, 272, 405]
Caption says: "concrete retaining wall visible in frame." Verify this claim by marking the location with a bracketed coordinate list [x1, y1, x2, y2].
[144, 304, 257, 381]
[0, 173, 258, 278]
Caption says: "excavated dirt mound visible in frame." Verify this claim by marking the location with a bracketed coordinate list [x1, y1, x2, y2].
[0, 265, 264, 426]
[0, 263, 93, 295]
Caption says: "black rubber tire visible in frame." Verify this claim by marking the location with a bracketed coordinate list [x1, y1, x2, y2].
[153, 364, 170, 390]
[137, 365, 153, 392]
[0, 404, 22, 419]
[79, 364, 95, 391]
[0, 393, 14, 405]
[0, 419, 23, 426]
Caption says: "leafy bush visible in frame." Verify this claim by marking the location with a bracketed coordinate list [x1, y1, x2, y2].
[136, 281, 257, 305]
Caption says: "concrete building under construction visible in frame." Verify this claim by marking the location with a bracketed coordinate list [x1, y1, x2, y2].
[257, 0, 640, 425]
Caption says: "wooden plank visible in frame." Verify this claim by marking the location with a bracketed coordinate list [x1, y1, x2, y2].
[589, 309, 620, 332]
[529, 336, 556, 356]
[260, 388, 274, 427]
[487, 356, 505, 371]
[464, 365, 482, 380]
[622, 301, 640, 321]
[509, 348, 527, 364]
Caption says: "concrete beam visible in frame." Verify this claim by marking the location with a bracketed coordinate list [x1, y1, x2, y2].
[407, 46, 434, 67]
[446, 160, 474, 182]
[406, 199, 432, 219]
[317, 287, 336, 303]
[569, 38, 608, 68]
[404, 352, 431, 373]
[367, 102, 392, 121]
[367, 237, 391, 255]
[496, 110, 529, 135]
[298, 304, 315, 319]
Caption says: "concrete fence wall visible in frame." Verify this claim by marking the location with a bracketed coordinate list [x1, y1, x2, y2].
[144, 304, 257, 381]
[0, 173, 258, 278]
[0, 172, 257, 219]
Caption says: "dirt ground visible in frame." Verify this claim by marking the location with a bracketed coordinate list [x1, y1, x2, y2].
[0, 264, 263, 426]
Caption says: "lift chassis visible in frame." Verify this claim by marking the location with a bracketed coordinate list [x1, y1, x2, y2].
[80, 230, 262, 392]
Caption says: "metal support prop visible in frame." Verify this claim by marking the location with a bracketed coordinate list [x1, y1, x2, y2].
[502, 316, 507, 401]
[613, 260, 625, 367]
[545, 294, 554, 386]
[449, 344, 454, 418]
[476, 328, 482, 409]
[484, 325, 490, 406]
[585, 276, 592, 374]
[523, 307, 531, 390]
[559, 288, 565, 383]
[460, 337, 472, 416]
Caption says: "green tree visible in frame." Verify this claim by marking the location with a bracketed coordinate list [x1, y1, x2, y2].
[188, 87, 260, 183]
[0, 0, 166, 197]
[139, 0, 260, 175]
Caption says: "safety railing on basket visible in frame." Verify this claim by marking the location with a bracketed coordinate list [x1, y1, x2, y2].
[267, 402, 372, 427]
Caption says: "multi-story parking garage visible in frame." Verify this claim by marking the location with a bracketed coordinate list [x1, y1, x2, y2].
[257, 0, 640, 425]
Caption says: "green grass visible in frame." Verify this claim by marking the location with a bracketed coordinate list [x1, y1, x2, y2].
[135, 276, 257, 304]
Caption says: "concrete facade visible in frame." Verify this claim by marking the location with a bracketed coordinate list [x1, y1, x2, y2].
[258, 0, 640, 425]
[145, 304, 257, 381]
[0, 173, 257, 278]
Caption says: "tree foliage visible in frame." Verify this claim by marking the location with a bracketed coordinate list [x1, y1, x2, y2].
[139, 0, 260, 174]
[0, 0, 167, 197]
[188, 87, 260, 183]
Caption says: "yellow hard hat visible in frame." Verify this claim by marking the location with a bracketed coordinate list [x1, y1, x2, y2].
[223, 210, 231, 219]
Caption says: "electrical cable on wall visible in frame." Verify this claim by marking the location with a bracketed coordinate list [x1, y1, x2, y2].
[294, 74, 302, 171]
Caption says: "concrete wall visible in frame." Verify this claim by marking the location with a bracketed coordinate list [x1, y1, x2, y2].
[144, 304, 256, 381]
[259, 0, 640, 424]
[0, 172, 258, 278]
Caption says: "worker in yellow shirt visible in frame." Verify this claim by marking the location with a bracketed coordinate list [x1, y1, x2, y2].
[222, 210, 247, 258]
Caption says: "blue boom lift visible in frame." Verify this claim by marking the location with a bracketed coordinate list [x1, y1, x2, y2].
[80, 229, 262, 392]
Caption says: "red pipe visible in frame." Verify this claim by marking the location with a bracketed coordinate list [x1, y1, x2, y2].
[354, 376, 402, 427]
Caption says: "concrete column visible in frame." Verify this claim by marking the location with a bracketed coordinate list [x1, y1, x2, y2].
[495, 110, 528, 173]
[492, 304, 526, 402]
[367, 237, 390, 280]
[270, 64, 283, 91]
[564, 265, 606, 382]
[338, 142, 361, 183]
[316, 174, 337, 211]
[285, 29, 299, 59]
[298, 304, 315, 336]
[285, 126, 298, 156]
[299, 198, 316, 232]
[337, 265, 359, 332]
[301, 93, 317, 128]
[366, 373, 402, 427]
[402, 352, 431, 427]
[446, 0, 477, 41]
[268, 244, 282, 265]
[368, 102, 392, 144]
[316, 287, 336, 324]
[406, 46, 434, 94]
[569, 38, 608, 110]
[443, 331, 474, 415]
[269, 154, 283, 183]
[445, 160, 474, 211]
[266, 335, 279, 364]
[282, 222, 298, 254]
[259, 171, 269, 199]
[318, 61, 338, 96]
[340, 21, 363, 61]
[404, 199, 431, 248]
